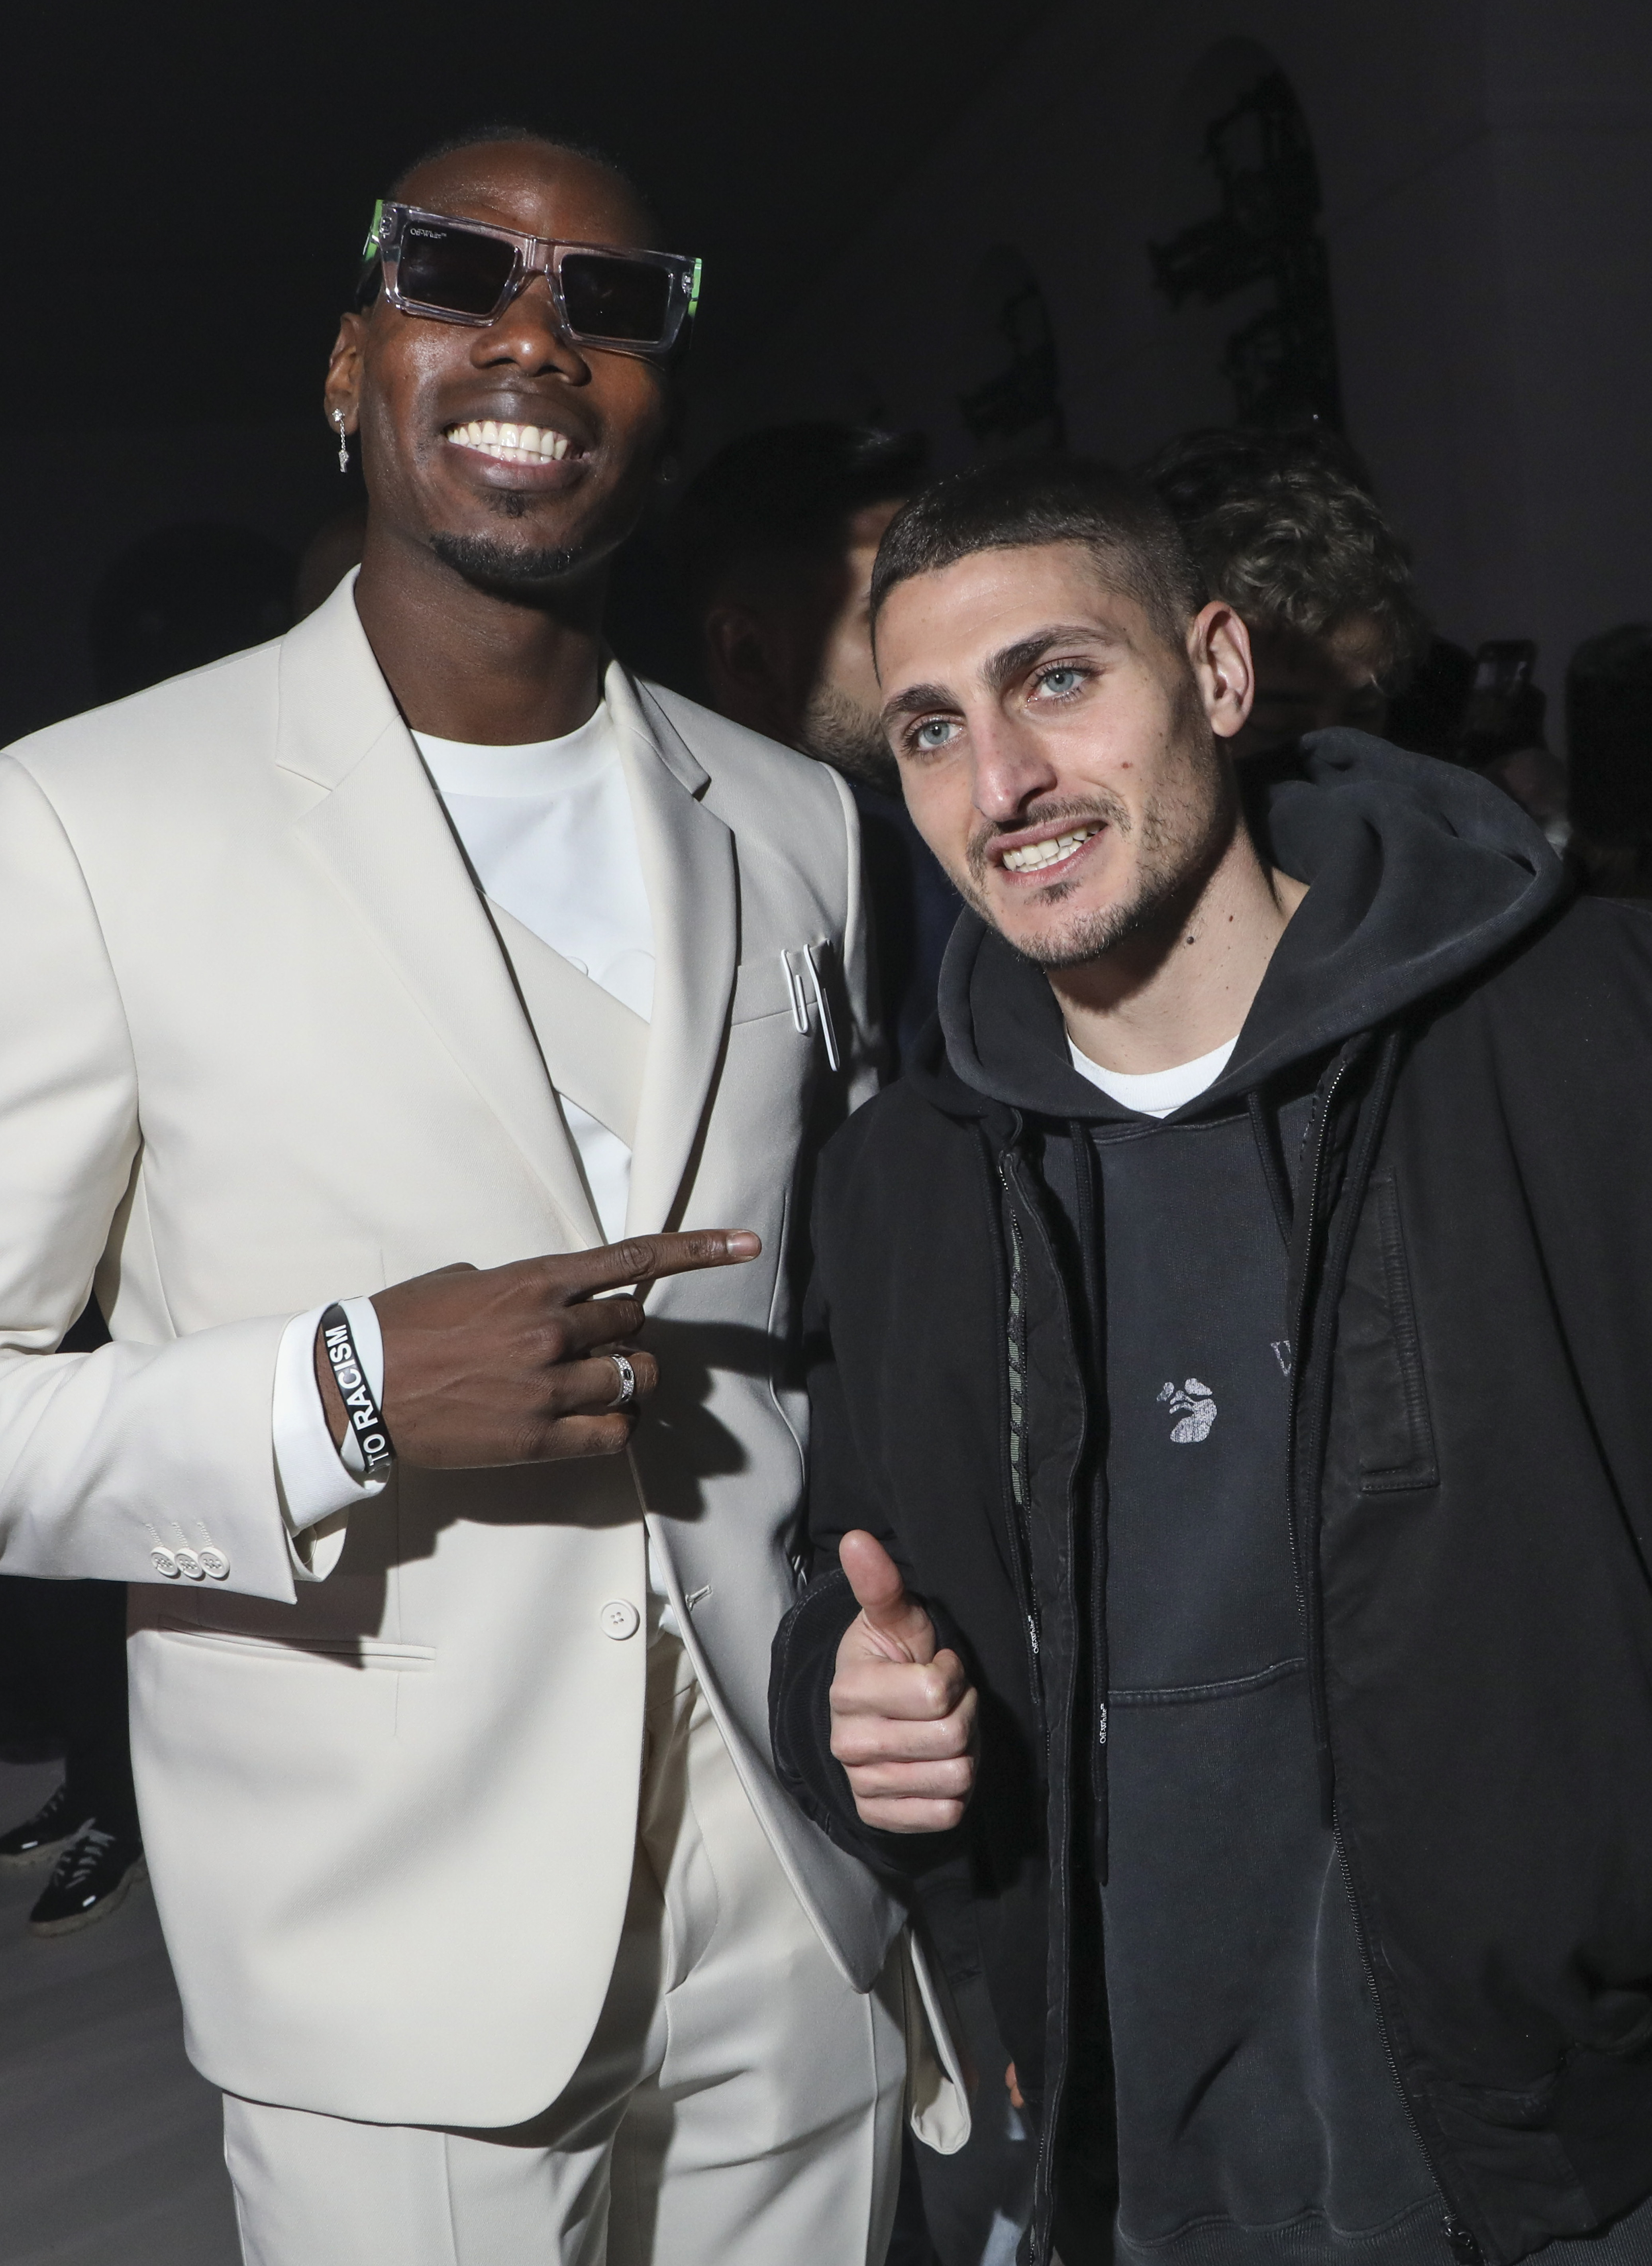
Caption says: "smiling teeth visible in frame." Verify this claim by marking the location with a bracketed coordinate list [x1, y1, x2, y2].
[1002, 826, 1101, 874]
[446, 421, 571, 463]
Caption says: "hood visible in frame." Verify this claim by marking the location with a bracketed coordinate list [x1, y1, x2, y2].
[926, 730, 1568, 1123]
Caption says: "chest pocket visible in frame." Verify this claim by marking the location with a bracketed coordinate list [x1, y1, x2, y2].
[1339, 1173, 1439, 1492]
[730, 942, 840, 1060]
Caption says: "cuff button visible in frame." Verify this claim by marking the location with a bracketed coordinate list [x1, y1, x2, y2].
[150, 1547, 181, 1579]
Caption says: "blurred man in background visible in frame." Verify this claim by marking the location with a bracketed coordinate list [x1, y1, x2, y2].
[1144, 426, 1429, 762]
[677, 424, 959, 1071]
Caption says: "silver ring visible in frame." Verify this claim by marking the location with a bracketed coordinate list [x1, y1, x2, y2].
[606, 1352, 638, 1410]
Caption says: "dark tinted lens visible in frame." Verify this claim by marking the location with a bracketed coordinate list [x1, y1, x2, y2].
[560, 253, 673, 342]
[397, 221, 516, 316]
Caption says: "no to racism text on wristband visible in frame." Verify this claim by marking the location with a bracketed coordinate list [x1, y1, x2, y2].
[320, 1302, 395, 1481]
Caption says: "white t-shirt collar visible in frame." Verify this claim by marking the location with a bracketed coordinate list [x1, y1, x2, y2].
[1067, 1034, 1239, 1119]
[412, 703, 614, 798]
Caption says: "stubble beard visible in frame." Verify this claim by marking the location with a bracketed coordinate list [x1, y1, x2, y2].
[430, 528, 591, 591]
[961, 733, 1234, 972]
[798, 681, 901, 795]
[430, 489, 603, 594]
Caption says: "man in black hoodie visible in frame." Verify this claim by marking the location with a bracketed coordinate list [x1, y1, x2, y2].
[769, 456, 1652, 2266]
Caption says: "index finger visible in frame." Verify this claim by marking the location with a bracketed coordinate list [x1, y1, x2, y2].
[557, 1231, 762, 1303]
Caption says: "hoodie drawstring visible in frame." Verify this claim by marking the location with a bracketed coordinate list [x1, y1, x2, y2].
[1247, 1084, 1295, 1247]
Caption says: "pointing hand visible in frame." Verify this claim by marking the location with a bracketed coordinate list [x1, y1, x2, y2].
[316, 1230, 761, 1469]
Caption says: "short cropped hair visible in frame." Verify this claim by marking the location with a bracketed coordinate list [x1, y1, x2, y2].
[867, 454, 1205, 651]
[1143, 426, 1428, 687]
[673, 423, 930, 613]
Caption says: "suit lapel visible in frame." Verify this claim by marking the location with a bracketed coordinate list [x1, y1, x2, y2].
[275, 575, 595, 1253]
[486, 901, 648, 1151]
[606, 666, 737, 1236]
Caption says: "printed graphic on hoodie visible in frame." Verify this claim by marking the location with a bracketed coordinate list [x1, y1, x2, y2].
[1159, 1378, 1217, 1443]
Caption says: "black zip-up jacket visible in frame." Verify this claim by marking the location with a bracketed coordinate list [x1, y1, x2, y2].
[771, 736, 1652, 2266]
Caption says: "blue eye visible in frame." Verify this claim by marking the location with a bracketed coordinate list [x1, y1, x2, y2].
[913, 718, 955, 750]
[1038, 666, 1083, 696]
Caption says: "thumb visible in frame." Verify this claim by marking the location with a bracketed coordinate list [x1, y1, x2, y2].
[840, 1530, 936, 1664]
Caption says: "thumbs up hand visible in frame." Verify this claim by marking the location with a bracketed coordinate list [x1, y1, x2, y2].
[829, 1531, 978, 1833]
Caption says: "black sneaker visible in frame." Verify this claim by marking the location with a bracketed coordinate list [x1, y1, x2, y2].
[0, 1781, 91, 1870]
[29, 1826, 146, 1936]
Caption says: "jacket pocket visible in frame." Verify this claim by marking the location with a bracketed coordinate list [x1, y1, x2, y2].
[731, 941, 834, 1027]
[1341, 1173, 1439, 1492]
[155, 1620, 434, 1671]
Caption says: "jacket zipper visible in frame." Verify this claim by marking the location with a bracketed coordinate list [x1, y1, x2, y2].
[1002, 1148, 1089, 2266]
[999, 1160, 1044, 1683]
[1333, 1828, 1483, 2264]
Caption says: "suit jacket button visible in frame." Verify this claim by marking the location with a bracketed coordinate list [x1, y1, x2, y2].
[198, 1549, 230, 1579]
[600, 1600, 641, 1640]
[150, 1547, 180, 1578]
[174, 1549, 204, 1579]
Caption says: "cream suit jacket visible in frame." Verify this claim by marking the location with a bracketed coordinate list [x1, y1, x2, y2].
[0, 576, 902, 2127]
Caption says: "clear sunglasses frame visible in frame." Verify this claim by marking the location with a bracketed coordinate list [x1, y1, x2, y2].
[362, 200, 702, 362]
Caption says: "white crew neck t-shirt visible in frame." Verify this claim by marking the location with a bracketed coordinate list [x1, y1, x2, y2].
[1068, 1034, 1239, 1119]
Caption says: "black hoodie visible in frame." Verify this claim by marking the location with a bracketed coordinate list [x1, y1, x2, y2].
[772, 735, 1652, 2266]
[938, 737, 1567, 2266]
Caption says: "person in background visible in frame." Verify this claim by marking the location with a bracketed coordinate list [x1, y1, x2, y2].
[676, 423, 959, 1073]
[1143, 425, 1429, 763]
[1141, 430, 1568, 845]
[1566, 623, 1652, 898]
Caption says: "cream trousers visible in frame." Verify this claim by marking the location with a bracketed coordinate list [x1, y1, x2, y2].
[223, 1632, 906, 2265]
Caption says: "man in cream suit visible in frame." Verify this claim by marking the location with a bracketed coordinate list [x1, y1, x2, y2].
[0, 133, 958, 2262]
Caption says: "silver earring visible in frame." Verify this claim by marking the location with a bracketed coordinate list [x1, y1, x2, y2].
[333, 410, 349, 474]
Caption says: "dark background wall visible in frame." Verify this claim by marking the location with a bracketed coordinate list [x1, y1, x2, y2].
[716, 0, 1652, 730]
[5, 0, 1650, 744]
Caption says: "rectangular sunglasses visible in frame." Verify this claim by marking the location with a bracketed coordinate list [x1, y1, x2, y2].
[360, 200, 702, 361]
